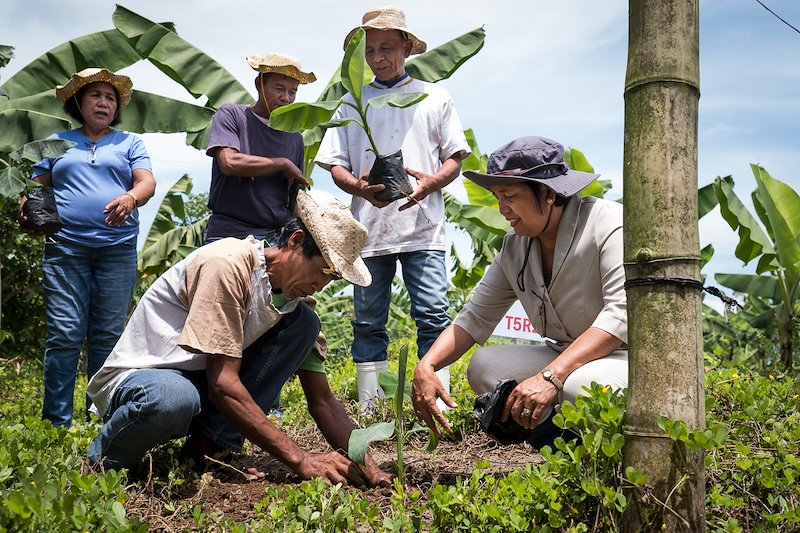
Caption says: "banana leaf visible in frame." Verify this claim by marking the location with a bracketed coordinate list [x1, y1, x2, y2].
[341, 28, 367, 106]
[405, 27, 485, 82]
[700, 243, 714, 271]
[698, 176, 731, 219]
[751, 164, 800, 286]
[9, 139, 75, 164]
[462, 128, 489, 172]
[269, 100, 343, 133]
[0, 44, 13, 68]
[120, 91, 215, 134]
[367, 92, 427, 110]
[318, 26, 487, 108]
[0, 166, 27, 198]
[715, 273, 781, 301]
[713, 176, 776, 272]
[0, 109, 72, 153]
[0, 30, 141, 99]
[112, 5, 251, 108]
[139, 175, 206, 276]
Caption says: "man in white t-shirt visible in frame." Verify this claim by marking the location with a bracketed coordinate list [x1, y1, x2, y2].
[86, 190, 391, 487]
[315, 6, 470, 408]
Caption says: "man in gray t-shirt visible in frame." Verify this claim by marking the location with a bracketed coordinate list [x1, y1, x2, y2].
[205, 53, 316, 242]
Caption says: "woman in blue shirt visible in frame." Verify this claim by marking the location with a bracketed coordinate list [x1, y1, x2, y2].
[19, 68, 156, 426]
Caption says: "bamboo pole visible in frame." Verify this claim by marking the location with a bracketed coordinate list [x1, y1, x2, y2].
[622, 1, 705, 531]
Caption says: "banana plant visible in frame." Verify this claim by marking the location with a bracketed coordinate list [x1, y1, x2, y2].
[0, 139, 76, 198]
[269, 28, 428, 168]
[138, 174, 207, 282]
[347, 344, 437, 480]
[0, 5, 247, 159]
[272, 27, 486, 178]
[712, 165, 799, 368]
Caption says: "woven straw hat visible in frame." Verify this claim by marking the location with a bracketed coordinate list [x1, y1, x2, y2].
[295, 189, 372, 287]
[55, 68, 133, 108]
[344, 6, 427, 54]
[246, 53, 316, 84]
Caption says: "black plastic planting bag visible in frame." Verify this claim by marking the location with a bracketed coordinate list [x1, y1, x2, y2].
[473, 379, 534, 445]
[368, 149, 413, 202]
[21, 187, 63, 233]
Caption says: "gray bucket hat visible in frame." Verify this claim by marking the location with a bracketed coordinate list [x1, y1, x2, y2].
[463, 136, 599, 196]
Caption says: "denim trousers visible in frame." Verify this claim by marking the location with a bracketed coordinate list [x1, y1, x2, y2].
[87, 302, 319, 470]
[41, 237, 137, 426]
[352, 250, 451, 363]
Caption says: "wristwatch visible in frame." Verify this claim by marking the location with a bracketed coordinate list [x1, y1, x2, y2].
[542, 368, 563, 391]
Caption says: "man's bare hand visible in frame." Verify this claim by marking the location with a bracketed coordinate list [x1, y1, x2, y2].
[293, 451, 369, 486]
[398, 167, 438, 211]
[282, 159, 310, 188]
[356, 172, 391, 208]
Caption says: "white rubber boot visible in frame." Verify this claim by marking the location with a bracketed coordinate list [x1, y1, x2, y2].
[435, 366, 451, 412]
[357, 361, 388, 411]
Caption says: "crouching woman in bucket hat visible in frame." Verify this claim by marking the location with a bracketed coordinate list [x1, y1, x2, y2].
[18, 68, 156, 427]
[411, 136, 627, 447]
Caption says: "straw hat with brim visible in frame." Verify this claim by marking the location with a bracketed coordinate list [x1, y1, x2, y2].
[247, 53, 316, 84]
[55, 68, 133, 108]
[295, 189, 372, 287]
[344, 6, 427, 54]
[463, 136, 600, 197]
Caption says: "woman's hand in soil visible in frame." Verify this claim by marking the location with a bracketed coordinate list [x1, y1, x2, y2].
[294, 451, 368, 486]
[502, 374, 559, 430]
[356, 173, 391, 208]
[411, 363, 454, 437]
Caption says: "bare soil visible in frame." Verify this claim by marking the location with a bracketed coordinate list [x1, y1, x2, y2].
[125, 427, 542, 531]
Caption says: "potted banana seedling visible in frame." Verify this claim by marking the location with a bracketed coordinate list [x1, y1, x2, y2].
[269, 27, 427, 202]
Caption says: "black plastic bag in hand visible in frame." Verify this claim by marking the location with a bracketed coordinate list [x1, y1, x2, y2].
[21, 187, 63, 233]
[368, 149, 413, 202]
[473, 379, 534, 445]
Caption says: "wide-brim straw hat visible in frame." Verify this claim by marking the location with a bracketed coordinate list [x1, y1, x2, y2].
[295, 189, 372, 287]
[55, 68, 133, 108]
[343, 6, 427, 54]
[246, 53, 316, 84]
[463, 136, 600, 197]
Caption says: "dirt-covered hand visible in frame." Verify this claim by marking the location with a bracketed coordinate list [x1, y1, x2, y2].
[411, 363, 455, 437]
[501, 373, 559, 429]
[294, 451, 367, 486]
[361, 458, 393, 488]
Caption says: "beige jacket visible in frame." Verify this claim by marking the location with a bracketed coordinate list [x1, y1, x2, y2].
[454, 195, 626, 351]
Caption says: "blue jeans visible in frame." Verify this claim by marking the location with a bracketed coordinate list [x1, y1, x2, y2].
[352, 250, 451, 363]
[42, 237, 137, 426]
[87, 302, 319, 470]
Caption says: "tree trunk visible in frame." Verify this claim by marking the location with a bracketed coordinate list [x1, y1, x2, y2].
[622, 1, 705, 531]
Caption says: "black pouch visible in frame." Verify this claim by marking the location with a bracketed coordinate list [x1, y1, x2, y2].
[473, 379, 534, 445]
[21, 187, 63, 233]
[368, 149, 413, 202]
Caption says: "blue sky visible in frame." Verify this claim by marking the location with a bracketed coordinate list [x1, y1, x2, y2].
[2, 0, 799, 305]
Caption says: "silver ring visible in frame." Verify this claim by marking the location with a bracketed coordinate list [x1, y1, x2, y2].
[521, 408, 532, 417]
